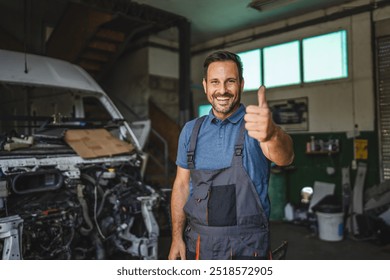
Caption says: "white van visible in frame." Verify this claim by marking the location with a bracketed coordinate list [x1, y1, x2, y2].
[0, 49, 160, 260]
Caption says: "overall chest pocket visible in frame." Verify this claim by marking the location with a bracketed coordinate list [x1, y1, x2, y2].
[208, 184, 237, 226]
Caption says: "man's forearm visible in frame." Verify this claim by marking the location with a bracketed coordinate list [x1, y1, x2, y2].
[170, 183, 189, 242]
[261, 125, 294, 166]
[171, 203, 186, 242]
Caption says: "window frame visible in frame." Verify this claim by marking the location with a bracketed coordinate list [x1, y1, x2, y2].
[236, 29, 349, 92]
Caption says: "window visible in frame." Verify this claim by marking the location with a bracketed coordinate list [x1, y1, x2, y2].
[263, 40, 301, 88]
[198, 104, 212, 117]
[238, 49, 261, 91]
[303, 30, 348, 82]
[234, 29, 348, 91]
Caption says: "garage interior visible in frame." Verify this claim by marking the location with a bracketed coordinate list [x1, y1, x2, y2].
[1, 0, 390, 260]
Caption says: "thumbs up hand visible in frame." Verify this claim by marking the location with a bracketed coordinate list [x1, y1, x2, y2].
[244, 86, 276, 143]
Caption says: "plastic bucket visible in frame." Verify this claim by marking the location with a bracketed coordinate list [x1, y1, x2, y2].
[316, 211, 344, 241]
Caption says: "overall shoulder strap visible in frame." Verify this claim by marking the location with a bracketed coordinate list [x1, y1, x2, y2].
[187, 116, 206, 169]
[233, 119, 246, 158]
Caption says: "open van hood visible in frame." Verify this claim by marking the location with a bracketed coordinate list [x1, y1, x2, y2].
[0, 49, 104, 94]
[0, 49, 141, 151]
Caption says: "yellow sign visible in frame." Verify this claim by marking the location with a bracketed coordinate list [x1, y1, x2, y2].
[354, 139, 368, 160]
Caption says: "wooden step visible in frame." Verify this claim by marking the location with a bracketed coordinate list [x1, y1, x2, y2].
[79, 51, 111, 63]
[95, 28, 126, 43]
[87, 39, 118, 52]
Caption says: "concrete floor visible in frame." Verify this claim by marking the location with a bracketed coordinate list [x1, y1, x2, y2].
[158, 221, 390, 260]
[269, 221, 390, 260]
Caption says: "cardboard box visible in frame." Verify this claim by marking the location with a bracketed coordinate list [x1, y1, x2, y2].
[64, 128, 134, 159]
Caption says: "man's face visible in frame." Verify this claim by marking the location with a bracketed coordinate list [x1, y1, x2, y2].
[203, 60, 244, 120]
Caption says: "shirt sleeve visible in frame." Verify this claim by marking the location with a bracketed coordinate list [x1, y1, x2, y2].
[175, 121, 194, 169]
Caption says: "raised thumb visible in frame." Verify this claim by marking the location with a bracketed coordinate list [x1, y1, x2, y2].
[257, 86, 268, 108]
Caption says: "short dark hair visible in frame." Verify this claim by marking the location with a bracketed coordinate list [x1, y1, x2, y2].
[203, 50, 243, 81]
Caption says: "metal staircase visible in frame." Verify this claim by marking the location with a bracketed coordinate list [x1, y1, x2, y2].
[46, 1, 185, 80]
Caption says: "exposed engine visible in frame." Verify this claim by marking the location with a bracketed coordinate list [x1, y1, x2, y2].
[0, 49, 166, 260]
[0, 159, 161, 260]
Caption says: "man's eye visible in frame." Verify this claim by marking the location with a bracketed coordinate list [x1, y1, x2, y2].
[228, 79, 236, 84]
[211, 81, 219, 85]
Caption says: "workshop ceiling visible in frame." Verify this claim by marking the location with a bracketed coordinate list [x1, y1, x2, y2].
[133, 0, 354, 45]
[0, 0, 355, 45]
[0, 0, 354, 79]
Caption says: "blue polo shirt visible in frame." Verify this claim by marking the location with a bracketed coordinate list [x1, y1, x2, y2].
[176, 104, 271, 218]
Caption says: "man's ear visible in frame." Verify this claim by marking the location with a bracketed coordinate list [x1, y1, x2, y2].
[241, 78, 245, 92]
[202, 79, 207, 94]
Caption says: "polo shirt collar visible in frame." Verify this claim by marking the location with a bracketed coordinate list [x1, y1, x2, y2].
[207, 103, 245, 124]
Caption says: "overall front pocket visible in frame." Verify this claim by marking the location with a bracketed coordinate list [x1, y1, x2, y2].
[208, 184, 237, 226]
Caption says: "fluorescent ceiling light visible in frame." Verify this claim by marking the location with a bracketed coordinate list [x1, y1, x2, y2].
[248, 0, 296, 12]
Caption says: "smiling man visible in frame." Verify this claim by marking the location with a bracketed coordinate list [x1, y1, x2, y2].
[168, 50, 294, 260]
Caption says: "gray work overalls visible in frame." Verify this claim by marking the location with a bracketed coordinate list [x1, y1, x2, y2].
[183, 116, 270, 260]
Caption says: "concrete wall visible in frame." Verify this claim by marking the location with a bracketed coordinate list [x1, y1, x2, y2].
[102, 42, 181, 122]
[149, 47, 179, 79]
[148, 46, 180, 122]
[102, 47, 150, 121]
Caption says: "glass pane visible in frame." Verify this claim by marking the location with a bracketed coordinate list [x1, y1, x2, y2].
[303, 30, 348, 82]
[263, 41, 301, 88]
[238, 49, 261, 91]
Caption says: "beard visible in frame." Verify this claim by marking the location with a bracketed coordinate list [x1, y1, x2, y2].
[211, 91, 241, 116]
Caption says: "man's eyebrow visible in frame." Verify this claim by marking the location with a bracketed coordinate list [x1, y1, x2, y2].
[209, 77, 237, 81]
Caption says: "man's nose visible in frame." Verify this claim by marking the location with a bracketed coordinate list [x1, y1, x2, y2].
[218, 82, 227, 92]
